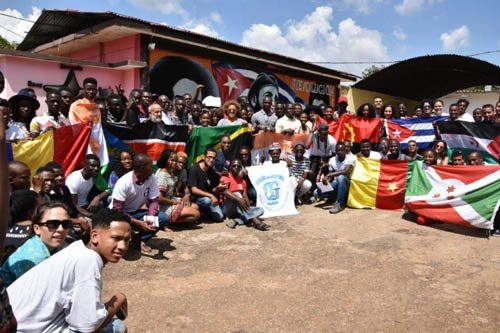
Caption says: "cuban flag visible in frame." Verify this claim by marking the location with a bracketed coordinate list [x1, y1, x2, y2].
[386, 116, 448, 150]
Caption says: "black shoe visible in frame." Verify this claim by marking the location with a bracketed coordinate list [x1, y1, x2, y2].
[492, 229, 500, 237]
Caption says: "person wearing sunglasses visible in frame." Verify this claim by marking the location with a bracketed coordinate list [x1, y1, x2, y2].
[220, 159, 268, 230]
[0, 201, 70, 287]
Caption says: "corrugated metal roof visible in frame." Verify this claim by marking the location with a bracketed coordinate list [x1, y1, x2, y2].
[18, 9, 358, 82]
[353, 54, 500, 100]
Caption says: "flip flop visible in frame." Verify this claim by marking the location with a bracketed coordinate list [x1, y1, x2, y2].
[140, 241, 152, 253]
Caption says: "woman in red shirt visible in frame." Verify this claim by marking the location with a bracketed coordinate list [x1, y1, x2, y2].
[220, 159, 268, 230]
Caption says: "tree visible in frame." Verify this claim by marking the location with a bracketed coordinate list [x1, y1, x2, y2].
[0, 35, 17, 50]
[361, 65, 384, 79]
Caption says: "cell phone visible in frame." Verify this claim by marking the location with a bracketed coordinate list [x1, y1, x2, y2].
[143, 215, 159, 228]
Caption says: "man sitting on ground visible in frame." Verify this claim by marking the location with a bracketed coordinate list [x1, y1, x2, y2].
[110, 154, 168, 253]
[188, 148, 226, 222]
[65, 154, 108, 217]
[287, 141, 312, 204]
[7, 208, 130, 333]
[315, 143, 356, 214]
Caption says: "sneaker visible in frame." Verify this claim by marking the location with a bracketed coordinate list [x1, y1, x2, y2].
[225, 219, 237, 229]
[329, 203, 345, 214]
[492, 229, 500, 237]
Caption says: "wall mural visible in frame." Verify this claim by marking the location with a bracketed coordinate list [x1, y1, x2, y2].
[149, 51, 337, 109]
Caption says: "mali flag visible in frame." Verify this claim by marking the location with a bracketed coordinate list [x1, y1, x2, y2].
[187, 125, 252, 167]
[334, 114, 382, 144]
[8, 123, 91, 177]
[405, 163, 500, 230]
[348, 158, 408, 210]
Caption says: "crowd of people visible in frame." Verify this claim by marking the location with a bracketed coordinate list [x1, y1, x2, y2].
[0, 75, 500, 332]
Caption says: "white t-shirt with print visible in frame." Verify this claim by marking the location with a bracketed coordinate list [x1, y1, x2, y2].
[110, 170, 160, 212]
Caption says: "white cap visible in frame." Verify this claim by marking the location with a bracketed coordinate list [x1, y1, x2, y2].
[202, 96, 221, 107]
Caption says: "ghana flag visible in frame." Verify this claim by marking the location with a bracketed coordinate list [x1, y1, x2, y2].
[437, 120, 500, 164]
[348, 158, 408, 210]
[405, 163, 500, 229]
[187, 125, 252, 167]
[7, 123, 91, 176]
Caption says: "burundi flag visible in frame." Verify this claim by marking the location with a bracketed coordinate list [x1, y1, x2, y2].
[404, 163, 500, 229]
[187, 125, 252, 167]
[348, 158, 408, 210]
[437, 120, 500, 164]
[7, 123, 91, 177]
[389, 116, 448, 150]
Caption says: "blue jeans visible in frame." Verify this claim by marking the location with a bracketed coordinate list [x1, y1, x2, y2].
[223, 194, 264, 225]
[130, 209, 169, 241]
[195, 197, 224, 222]
[315, 175, 350, 206]
[102, 318, 127, 333]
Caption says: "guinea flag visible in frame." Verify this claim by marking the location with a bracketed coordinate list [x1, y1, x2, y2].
[437, 120, 500, 164]
[7, 123, 91, 176]
[405, 163, 500, 229]
[347, 158, 408, 210]
[334, 114, 382, 144]
[187, 125, 252, 167]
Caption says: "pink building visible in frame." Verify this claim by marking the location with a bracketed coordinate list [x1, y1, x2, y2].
[1, 9, 356, 114]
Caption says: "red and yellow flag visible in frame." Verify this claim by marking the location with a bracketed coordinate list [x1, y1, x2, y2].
[9, 124, 91, 177]
[348, 157, 408, 210]
[334, 114, 382, 143]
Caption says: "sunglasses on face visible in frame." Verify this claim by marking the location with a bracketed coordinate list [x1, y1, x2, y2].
[38, 219, 72, 229]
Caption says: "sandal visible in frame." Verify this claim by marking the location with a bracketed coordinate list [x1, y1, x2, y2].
[253, 220, 268, 231]
[140, 241, 152, 253]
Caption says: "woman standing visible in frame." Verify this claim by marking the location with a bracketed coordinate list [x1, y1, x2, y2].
[217, 100, 246, 126]
[6, 90, 40, 141]
[433, 140, 449, 165]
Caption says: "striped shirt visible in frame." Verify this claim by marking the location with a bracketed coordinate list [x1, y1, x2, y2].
[288, 155, 311, 178]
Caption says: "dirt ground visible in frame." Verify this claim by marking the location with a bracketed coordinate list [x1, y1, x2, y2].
[103, 204, 500, 332]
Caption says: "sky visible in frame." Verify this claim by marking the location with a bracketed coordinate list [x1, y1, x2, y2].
[0, 0, 499, 77]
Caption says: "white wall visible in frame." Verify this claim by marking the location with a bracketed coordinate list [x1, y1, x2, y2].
[439, 91, 500, 114]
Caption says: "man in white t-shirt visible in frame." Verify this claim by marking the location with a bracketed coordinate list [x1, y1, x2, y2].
[65, 154, 108, 217]
[316, 143, 355, 214]
[275, 103, 301, 134]
[7, 208, 130, 333]
[110, 153, 168, 253]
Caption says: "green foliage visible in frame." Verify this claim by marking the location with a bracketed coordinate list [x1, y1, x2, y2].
[0, 35, 17, 50]
[361, 65, 385, 79]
